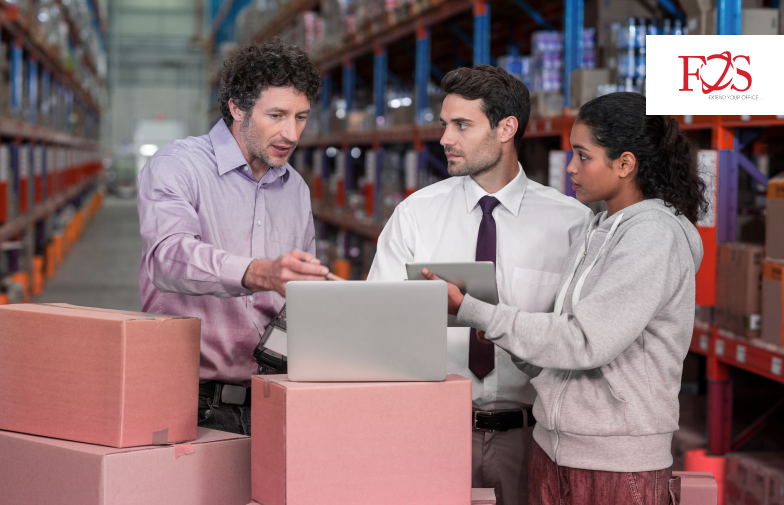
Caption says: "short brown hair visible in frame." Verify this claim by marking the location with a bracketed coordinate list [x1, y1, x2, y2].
[219, 38, 322, 127]
[441, 65, 531, 149]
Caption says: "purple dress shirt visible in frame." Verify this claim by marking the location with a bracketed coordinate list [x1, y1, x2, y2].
[138, 120, 315, 386]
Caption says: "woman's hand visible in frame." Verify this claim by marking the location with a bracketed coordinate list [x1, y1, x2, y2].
[421, 268, 464, 316]
[476, 330, 492, 345]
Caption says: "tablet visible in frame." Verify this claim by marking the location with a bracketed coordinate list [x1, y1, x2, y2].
[406, 262, 498, 327]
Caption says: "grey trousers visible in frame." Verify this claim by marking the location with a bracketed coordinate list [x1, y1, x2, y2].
[472, 426, 534, 505]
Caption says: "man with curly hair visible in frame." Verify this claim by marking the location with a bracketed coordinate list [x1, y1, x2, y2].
[137, 38, 326, 436]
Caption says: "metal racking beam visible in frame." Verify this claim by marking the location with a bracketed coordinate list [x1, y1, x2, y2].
[415, 26, 431, 125]
[343, 60, 355, 113]
[563, 0, 583, 109]
[511, 0, 555, 31]
[473, 1, 490, 66]
[716, 0, 742, 35]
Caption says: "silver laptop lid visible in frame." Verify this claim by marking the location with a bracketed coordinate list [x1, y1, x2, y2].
[286, 280, 447, 382]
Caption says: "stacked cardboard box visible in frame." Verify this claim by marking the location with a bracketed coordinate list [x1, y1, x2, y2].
[0, 428, 252, 505]
[715, 244, 764, 340]
[251, 375, 472, 505]
[0, 304, 253, 504]
[762, 175, 784, 347]
[726, 452, 784, 505]
[0, 304, 201, 446]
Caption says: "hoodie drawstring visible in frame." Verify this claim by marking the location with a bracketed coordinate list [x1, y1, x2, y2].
[554, 213, 625, 316]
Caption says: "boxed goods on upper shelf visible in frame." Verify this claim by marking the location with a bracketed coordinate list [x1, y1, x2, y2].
[715, 244, 764, 341]
[614, 17, 687, 95]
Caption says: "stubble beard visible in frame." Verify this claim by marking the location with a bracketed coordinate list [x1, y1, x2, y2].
[239, 113, 295, 169]
[445, 128, 503, 178]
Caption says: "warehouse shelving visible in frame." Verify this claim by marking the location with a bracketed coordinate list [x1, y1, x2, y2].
[210, 0, 784, 477]
[0, 0, 106, 305]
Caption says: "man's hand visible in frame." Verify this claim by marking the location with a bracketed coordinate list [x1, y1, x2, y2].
[242, 250, 328, 296]
[421, 268, 464, 316]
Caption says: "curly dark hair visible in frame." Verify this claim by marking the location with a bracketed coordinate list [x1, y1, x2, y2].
[440, 65, 531, 150]
[576, 92, 708, 224]
[219, 37, 322, 127]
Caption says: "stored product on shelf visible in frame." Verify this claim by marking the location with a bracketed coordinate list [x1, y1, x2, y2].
[570, 68, 612, 109]
[715, 244, 764, 340]
[761, 259, 784, 347]
[726, 452, 784, 505]
[768, 174, 784, 261]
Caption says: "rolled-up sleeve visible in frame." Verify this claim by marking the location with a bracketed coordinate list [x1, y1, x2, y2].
[137, 154, 253, 298]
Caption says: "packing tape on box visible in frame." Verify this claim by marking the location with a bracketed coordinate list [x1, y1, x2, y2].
[174, 443, 195, 459]
[263, 381, 271, 398]
[152, 428, 169, 445]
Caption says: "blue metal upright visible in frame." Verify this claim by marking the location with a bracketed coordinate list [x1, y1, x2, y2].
[372, 44, 387, 220]
[28, 59, 37, 125]
[716, 0, 742, 35]
[563, 0, 583, 109]
[41, 70, 50, 128]
[321, 73, 331, 112]
[343, 60, 355, 112]
[11, 40, 22, 117]
[373, 45, 387, 125]
[473, 1, 490, 66]
[415, 26, 431, 125]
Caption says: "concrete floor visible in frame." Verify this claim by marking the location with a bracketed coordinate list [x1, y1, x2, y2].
[34, 196, 143, 311]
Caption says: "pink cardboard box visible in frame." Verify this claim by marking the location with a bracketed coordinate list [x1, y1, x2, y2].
[0, 303, 200, 447]
[0, 427, 251, 505]
[674, 471, 718, 505]
[252, 374, 472, 505]
[249, 488, 494, 505]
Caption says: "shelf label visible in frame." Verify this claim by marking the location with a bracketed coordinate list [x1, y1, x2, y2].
[736, 345, 746, 363]
[699, 335, 709, 352]
[773, 357, 782, 376]
[684, 115, 693, 124]
[716, 339, 725, 357]
[741, 115, 751, 121]
[544, 120, 552, 131]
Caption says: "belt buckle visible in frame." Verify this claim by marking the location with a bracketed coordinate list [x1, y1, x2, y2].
[473, 410, 495, 433]
[221, 384, 247, 405]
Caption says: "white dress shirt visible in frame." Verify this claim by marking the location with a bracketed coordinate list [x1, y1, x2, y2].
[368, 163, 591, 410]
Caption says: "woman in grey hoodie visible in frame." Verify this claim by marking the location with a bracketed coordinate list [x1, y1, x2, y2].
[424, 92, 707, 504]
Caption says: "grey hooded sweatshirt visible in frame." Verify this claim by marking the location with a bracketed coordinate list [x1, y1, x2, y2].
[456, 199, 703, 473]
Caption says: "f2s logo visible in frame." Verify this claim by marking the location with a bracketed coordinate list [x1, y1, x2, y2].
[679, 52, 751, 93]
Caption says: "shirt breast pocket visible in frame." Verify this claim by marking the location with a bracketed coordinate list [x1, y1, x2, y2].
[269, 231, 304, 258]
[511, 268, 562, 313]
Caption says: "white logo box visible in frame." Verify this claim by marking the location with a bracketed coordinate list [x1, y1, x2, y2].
[646, 35, 784, 115]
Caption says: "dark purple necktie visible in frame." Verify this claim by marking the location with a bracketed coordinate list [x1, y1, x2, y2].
[469, 195, 501, 380]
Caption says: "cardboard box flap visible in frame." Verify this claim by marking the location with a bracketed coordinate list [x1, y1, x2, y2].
[0, 427, 246, 457]
[258, 373, 469, 390]
[44, 303, 196, 321]
[0, 303, 197, 322]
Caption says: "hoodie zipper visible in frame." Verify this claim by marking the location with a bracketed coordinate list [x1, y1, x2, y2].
[551, 229, 592, 462]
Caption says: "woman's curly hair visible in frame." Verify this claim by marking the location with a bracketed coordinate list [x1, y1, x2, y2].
[219, 37, 322, 127]
[576, 92, 709, 224]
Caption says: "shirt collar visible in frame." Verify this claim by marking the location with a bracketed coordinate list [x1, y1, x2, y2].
[463, 162, 529, 217]
[208, 119, 290, 182]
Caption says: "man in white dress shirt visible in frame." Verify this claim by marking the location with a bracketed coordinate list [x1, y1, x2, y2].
[367, 66, 591, 505]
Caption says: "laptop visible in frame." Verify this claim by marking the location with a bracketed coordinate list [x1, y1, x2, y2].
[285, 280, 447, 382]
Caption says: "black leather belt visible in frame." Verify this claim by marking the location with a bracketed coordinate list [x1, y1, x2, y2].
[199, 381, 251, 407]
[473, 408, 535, 432]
